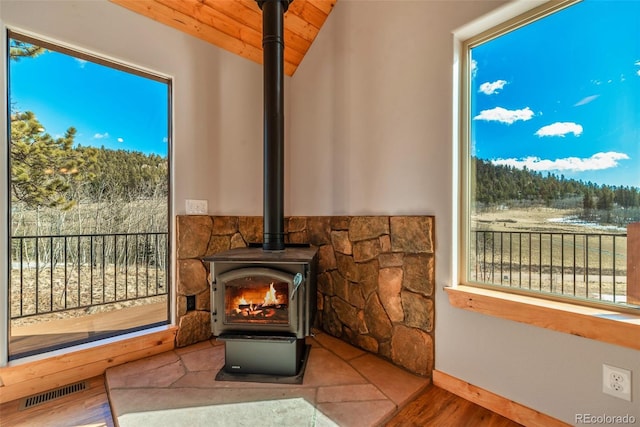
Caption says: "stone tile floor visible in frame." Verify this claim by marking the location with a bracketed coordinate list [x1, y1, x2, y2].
[106, 330, 429, 426]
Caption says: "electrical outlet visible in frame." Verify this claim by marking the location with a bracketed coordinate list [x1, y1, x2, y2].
[603, 364, 632, 401]
[186, 295, 196, 311]
[186, 199, 208, 215]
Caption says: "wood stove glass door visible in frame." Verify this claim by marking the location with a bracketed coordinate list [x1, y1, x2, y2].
[218, 268, 293, 327]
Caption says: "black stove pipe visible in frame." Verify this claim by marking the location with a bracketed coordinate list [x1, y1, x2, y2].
[257, 0, 291, 251]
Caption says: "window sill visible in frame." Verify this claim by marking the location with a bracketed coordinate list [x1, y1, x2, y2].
[445, 285, 640, 351]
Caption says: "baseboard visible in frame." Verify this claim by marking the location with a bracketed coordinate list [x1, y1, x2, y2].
[0, 327, 177, 403]
[432, 370, 570, 427]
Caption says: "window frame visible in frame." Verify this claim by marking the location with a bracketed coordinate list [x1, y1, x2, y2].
[452, 0, 640, 349]
[4, 29, 174, 361]
[1, 24, 9, 367]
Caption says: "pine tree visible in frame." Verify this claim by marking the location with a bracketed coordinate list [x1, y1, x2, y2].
[10, 111, 90, 210]
[596, 187, 615, 210]
[9, 38, 96, 210]
[583, 189, 595, 209]
[9, 39, 46, 61]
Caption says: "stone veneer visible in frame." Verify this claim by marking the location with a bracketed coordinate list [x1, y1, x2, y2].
[176, 215, 435, 376]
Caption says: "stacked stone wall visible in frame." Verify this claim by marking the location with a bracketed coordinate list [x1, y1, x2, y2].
[176, 215, 434, 376]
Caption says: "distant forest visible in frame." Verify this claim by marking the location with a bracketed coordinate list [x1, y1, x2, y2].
[75, 145, 168, 202]
[10, 109, 168, 213]
[11, 138, 168, 236]
[473, 157, 640, 225]
[12, 142, 168, 209]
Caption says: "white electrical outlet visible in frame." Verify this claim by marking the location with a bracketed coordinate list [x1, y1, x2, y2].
[185, 199, 208, 215]
[603, 364, 632, 401]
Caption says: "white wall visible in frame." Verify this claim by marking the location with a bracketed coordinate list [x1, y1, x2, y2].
[290, 0, 640, 424]
[2, 0, 639, 424]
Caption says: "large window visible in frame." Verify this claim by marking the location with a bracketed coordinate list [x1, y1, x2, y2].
[7, 31, 171, 359]
[462, 0, 640, 312]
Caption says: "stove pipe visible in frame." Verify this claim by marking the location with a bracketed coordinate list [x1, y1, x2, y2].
[257, 0, 291, 251]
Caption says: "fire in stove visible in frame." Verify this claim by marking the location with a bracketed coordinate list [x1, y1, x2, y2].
[225, 278, 289, 324]
[206, 248, 317, 377]
[208, 249, 316, 339]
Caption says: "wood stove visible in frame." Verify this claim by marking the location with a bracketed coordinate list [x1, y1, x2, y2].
[204, 0, 317, 378]
[206, 246, 317, 376]
[208, 246, 317, 339]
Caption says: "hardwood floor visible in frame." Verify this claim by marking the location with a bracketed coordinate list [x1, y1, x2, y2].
[0, 376, 114, 427]
[0, 376, 520, 427]
[386, 385, 523, 427]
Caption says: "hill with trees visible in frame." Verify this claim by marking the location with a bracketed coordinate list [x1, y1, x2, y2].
[10, 110, 168, 236]
[472, 157, 640, 226]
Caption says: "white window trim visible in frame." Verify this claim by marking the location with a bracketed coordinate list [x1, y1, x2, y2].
[1, 23, 9, 367]
[450, 0, 640, 348]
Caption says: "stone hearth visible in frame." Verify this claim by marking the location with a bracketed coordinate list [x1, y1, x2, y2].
[176, 215, 434, 376]
[106, 331, 430, 427]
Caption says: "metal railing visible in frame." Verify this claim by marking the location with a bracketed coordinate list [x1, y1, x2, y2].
[10, 232, 169, 319]
[470, 230, 628, 304]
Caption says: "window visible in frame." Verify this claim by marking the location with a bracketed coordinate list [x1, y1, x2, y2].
[7, 31, 171, 359]
[461, 0, 640, 313]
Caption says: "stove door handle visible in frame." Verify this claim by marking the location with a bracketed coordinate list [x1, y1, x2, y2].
[209, 274, 217, 316]
[291, 272, 303, 300]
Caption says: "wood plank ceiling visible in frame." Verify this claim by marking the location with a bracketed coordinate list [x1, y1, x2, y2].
[109, 0, 337, 76]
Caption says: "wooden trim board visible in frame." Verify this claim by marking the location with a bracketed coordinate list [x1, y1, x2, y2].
[0, 327, 176, 403]
[446, 285, 640, 351]
[432, 370, 570, 427]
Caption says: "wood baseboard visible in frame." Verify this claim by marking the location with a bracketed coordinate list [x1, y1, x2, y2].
[432, 370, 570, 427]
[0, 327, 177, 403]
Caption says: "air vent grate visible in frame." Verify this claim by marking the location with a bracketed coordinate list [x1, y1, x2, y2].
[19, 381, 88, 410]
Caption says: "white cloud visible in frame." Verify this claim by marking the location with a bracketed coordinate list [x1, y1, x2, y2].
[75, 58, 87, 68]
[117, 137, 124, 143]
[491, 152, 630, 172]
[93, 132, 109, 139]
[473, 107, 534, 124]
[535, 122, 583, 137]
[478, 80, 507, 95]
[574, 95, 599, 106]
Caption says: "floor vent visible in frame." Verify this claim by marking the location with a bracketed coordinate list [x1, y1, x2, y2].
[19, 381, 88, 410]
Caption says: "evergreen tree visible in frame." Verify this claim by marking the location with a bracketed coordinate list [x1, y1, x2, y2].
[8, 38, 96, 210]
[583, 190, 595, 209]
[10, 111, 92, 210]
[9, 39, 46, 61]
[596, 186, 615, 210]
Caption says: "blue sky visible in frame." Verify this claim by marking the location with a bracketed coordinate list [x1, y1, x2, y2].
[9, 43, 169, 157]
[471, 0, 640, 189]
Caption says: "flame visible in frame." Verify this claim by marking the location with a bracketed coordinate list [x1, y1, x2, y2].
[235, 282, 281, 310]
[264, 282, 278, 305]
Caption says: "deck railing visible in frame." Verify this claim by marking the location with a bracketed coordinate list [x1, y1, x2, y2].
[470, 230, 628, 304]
[10, 232, 169, 319]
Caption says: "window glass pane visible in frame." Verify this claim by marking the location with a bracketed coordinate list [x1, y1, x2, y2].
[7, 32, 171, 359]
[466, 0, 640, 310]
